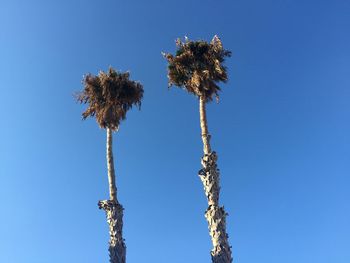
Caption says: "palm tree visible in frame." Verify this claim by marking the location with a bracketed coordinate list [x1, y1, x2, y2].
[163, 36, 233, 263]
[76, 67, 143, 263]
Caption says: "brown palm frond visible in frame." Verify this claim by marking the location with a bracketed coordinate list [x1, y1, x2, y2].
[163, 35, 231, 102]
[77, 67, 143, 130]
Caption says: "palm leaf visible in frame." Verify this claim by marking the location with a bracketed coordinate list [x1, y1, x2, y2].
[77, 67, 143, 130]
[163, 35, 231, 102]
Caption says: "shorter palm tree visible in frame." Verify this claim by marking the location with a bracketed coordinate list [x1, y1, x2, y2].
[163, 36, 233, 263]
[76, 67, 143, 263]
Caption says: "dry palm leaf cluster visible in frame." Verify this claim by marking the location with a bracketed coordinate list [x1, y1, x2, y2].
[76, 67, 143, 131]
[163, 35, 231, 102]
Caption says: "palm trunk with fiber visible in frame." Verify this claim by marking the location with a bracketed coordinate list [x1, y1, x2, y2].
[98, 127, 126, 263]
[198, 96, 233, 263]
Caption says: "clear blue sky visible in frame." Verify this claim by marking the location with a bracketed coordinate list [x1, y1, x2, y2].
[0, 0, 349, 262]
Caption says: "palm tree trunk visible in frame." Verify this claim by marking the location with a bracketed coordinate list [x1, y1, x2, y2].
[107, 127, 117, 201]
[98, 127, 126, 263]
[198, 96, 233, 263]
[199, 96, 212, 154]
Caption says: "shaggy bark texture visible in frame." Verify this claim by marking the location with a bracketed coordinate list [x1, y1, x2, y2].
[199, 152, 233, 263]
[198, 96, 232, 262]
[98, 200, 126, 263]
[101, 128, 126, 263]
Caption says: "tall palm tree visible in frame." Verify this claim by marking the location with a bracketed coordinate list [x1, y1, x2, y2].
[76, 67, 143, 263]
[163, 36, 233, 263]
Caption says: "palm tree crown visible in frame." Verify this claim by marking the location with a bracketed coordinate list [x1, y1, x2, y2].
[77, 67, 144, 131]
[163, 35, 231, 102]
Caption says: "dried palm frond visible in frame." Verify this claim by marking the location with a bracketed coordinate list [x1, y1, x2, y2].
[76, 67, 143, 130]
[163, 35, 231, 102]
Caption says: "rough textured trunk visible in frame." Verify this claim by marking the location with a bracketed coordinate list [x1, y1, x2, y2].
[198, 96, 233, 263]
[98, 200, 126, 263]
[98, 127, 126, 263]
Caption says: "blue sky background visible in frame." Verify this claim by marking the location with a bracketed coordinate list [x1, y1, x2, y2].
[0, 0, 349, 262]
